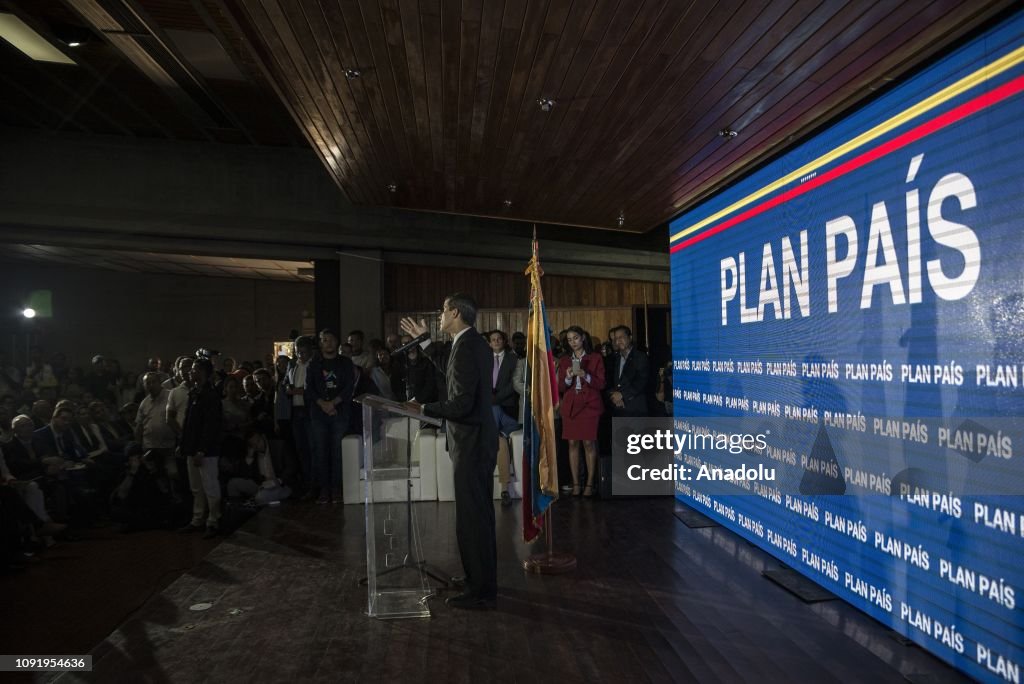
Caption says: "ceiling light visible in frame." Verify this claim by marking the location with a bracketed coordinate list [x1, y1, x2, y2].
[718, 128, 738, 139]
[537, 98, 556, 112]
[617, 213, 625, 228]
[344, 68, 361, 80]
[387, 183, 397, 193]
[22, 308, 36, 319]
[503, 200, 512, 209]
[52, 23, 93, 48]
[0, 13, 75, 64]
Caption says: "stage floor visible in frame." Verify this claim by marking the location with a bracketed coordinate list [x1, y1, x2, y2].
[58, 498, 965, 683]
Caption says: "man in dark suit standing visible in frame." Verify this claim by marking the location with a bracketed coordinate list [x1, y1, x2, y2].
[401, 293, 498, 609]
[488, 329, 520, 507]
[607, 325, 649, 417]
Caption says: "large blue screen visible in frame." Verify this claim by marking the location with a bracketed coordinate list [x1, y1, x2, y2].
[670, 14, 1023, 683]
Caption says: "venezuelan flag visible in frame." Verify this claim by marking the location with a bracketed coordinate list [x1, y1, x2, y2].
[522, 235, 559, 542]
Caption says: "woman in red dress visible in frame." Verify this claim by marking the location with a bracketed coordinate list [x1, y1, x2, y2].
[556, 326, 605, 497]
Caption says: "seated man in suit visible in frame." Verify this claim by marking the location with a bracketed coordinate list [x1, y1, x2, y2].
[607, 325, 649, 417]
[34, 406, 83, 461]
[401, 293, 498, 609]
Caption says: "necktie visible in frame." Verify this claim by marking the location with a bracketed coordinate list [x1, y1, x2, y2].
[493, 354, 500, 388]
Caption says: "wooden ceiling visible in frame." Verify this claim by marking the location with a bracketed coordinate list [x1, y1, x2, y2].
[222, 0, 1013, 232]
[0, 244, 315, 281]
[0, 0, 303, 145]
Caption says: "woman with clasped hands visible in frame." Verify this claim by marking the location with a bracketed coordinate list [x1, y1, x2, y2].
[555, 327, 605, 497]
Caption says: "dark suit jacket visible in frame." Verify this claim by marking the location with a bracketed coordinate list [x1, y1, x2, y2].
[2, 438, 45, 479]
[424, 328, 498, 467]
[609, 347, 650, 416]
[181, 383, 224, 457]
[33, 425, 83, 461]
[491, 351, 520, 418]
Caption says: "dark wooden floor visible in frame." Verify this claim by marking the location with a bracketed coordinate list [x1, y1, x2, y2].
[48, 497, 968, 684]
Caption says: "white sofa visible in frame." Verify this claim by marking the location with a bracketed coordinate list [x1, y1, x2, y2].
[342, 419, 439, 504]
[435, 428, 524, 501]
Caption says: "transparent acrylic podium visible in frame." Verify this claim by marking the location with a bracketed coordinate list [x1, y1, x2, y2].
[355, 394, 445, 619]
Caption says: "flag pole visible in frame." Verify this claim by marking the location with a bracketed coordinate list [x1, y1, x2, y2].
[643, 285, 650, 350]
[523, 225, 576, 575]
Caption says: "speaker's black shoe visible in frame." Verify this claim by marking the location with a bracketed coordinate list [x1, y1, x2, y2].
[445, 592, 496, 610]
[501, 491, 512, 507]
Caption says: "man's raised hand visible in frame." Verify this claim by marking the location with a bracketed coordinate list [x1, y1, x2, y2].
[400, 317, 429, 338]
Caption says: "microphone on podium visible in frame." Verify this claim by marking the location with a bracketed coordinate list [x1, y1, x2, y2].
[391, 332, 430, 356]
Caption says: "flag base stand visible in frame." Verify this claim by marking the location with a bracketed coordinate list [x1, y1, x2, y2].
[523, 506, 576, 574]
[523, 551, 577, 574]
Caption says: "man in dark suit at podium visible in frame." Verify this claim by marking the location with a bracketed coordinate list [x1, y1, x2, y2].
[401, 293, 498, 609]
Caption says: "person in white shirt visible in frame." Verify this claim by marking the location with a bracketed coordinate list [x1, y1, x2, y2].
[165, 358, 194, 435]
[136, 372, 177, 480]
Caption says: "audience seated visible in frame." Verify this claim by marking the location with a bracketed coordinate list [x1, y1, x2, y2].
[0, 315, 652, 573]
[35, 407, 83, 461]
[30, 400, 53, 430]
[72, 406, 110, 460]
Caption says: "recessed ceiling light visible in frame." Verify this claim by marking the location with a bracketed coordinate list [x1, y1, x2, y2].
[52, 23, 92, 48]
[0, 13, 75, 64]
[617, 212, 625, 228]
[387, 183, 397, 193]
[344, 68, 361, 80]
[718, 128, 738, 139]
[503, 199, 512, 208]
[537, 98, 556, 112]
